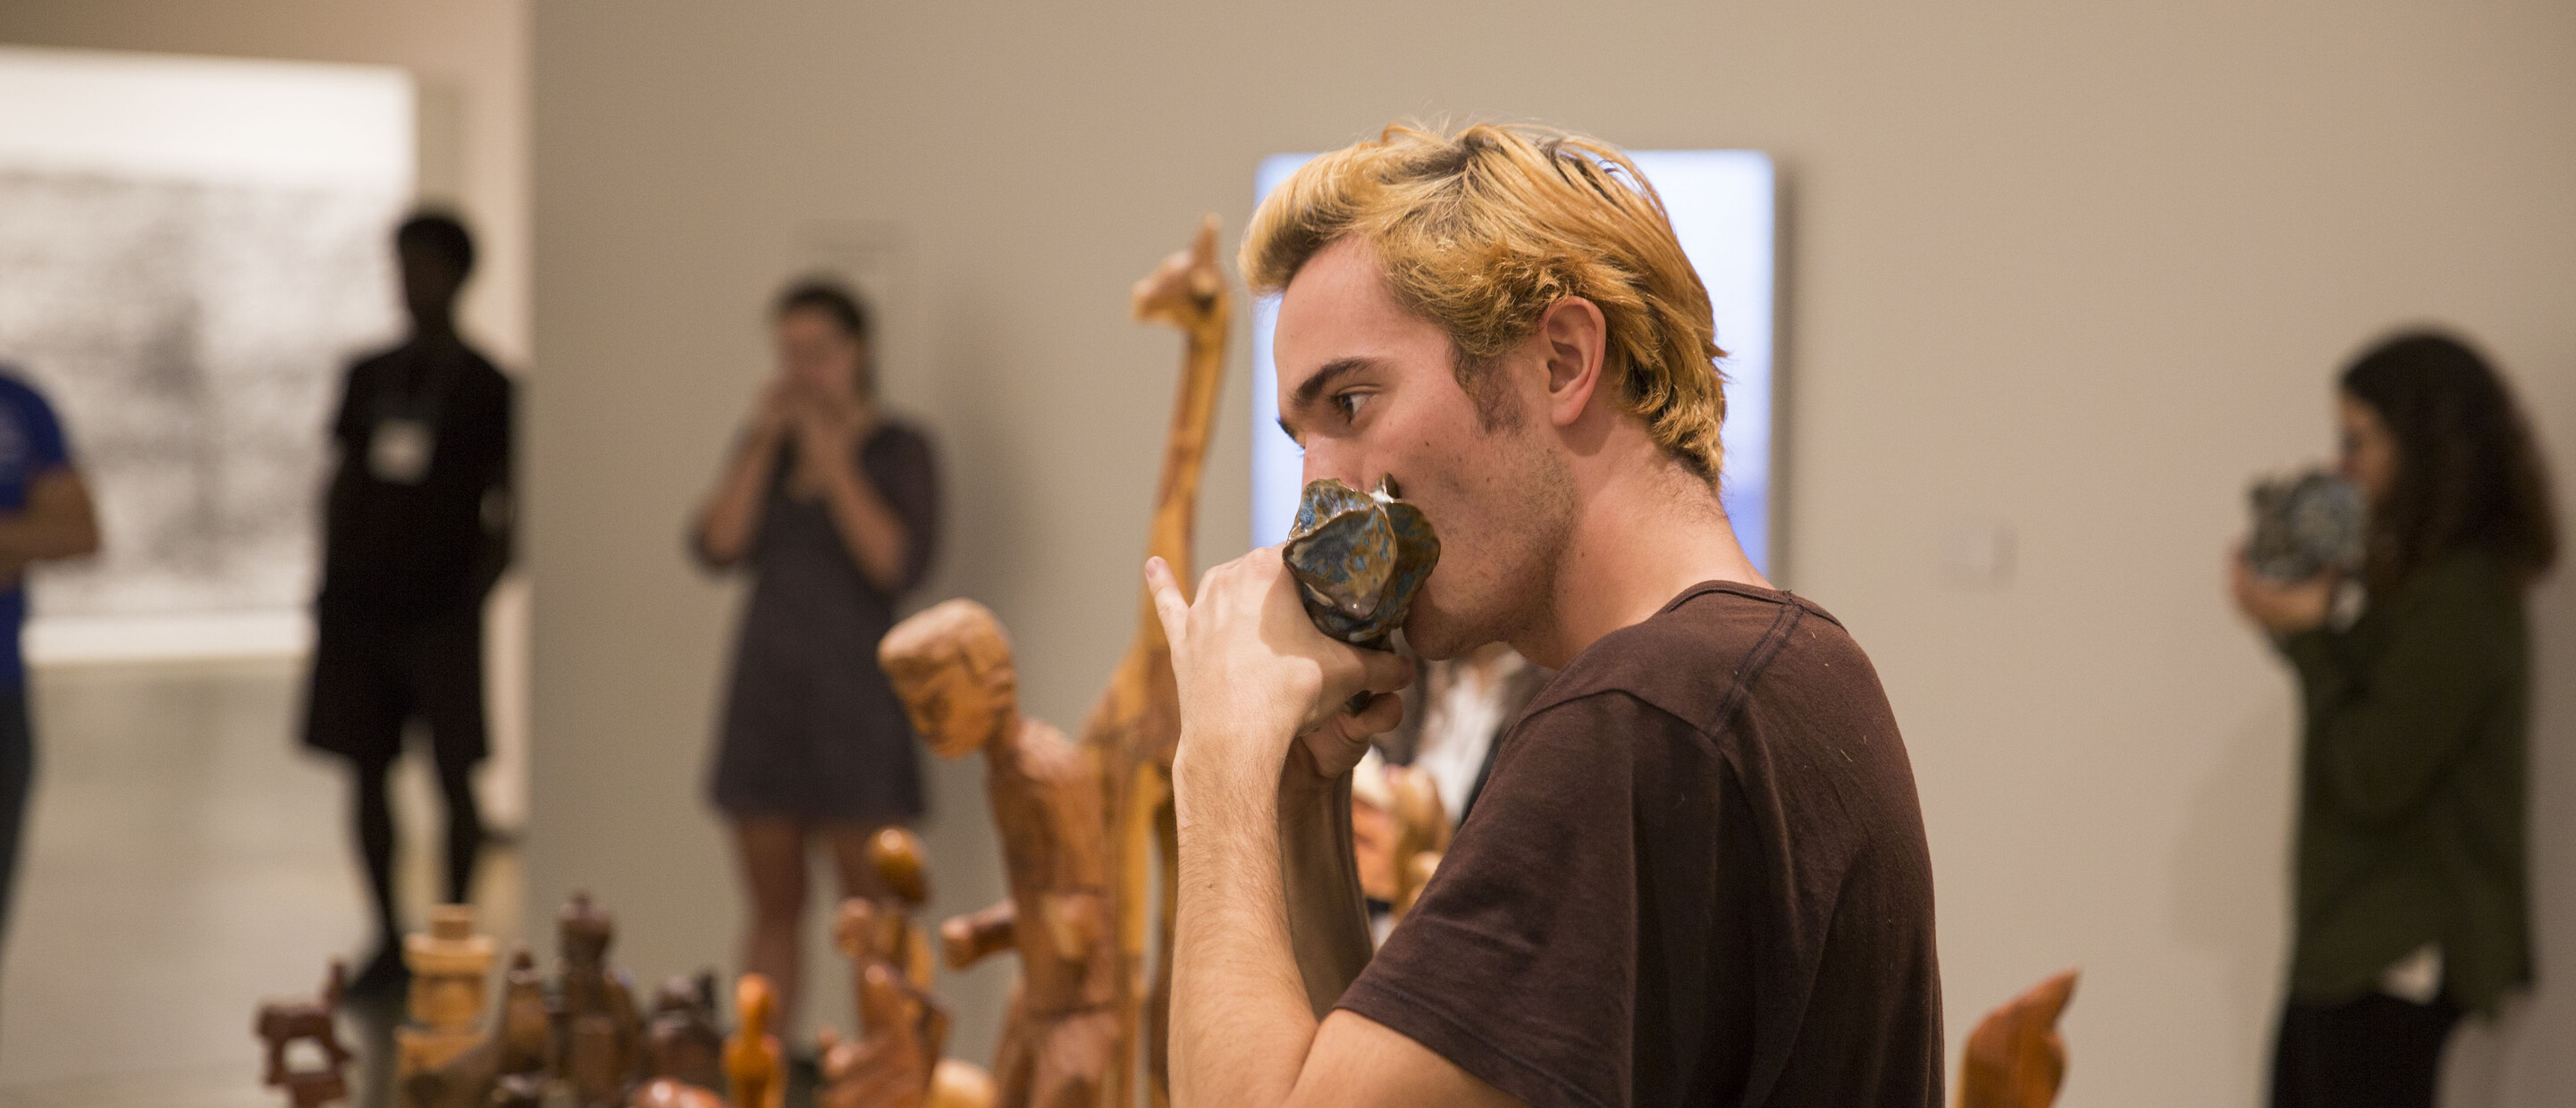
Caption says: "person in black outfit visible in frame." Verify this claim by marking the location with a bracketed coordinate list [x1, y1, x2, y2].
[305, 213, 514, 995]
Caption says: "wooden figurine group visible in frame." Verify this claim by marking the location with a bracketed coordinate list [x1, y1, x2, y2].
[262, 219, 1232, 1108]
[260, 875, 990, 1108]
[812, 828, 997, 1108]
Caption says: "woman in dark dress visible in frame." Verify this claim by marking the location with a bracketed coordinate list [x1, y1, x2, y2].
[2232, 332, 2555, 1108]
[693, 280, 939, 1034]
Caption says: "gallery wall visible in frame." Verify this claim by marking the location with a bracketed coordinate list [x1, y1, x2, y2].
[507, 3, 2565, 1105]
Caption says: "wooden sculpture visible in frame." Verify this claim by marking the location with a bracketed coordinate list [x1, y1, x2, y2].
[930, 1061, 1001, 1108]
[644, 971, 728, 1092]
[497, 948, 554, 1078]
[398, 906, 498, 1080]
[629, 1079, 729, 1108]
[1088, 214, 1232, 1108]
[883, 599, 1123, 1108]
[558, 891, 648, 1107]
[815, 827, 992, 1108]
[1351, 760, 1450, 926]
[1957, 970, 2079, 1108]
[400, 943, 555, 1108]
[256, 961, 353, 1108]
[1382, 764, 1449, 922]
[727, 973, 787, 1108]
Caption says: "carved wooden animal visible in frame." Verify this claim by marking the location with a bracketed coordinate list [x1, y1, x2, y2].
[727, 973, 786, 1108]
[1087, 214, 1232, 1108]
[883, 599, 1123, 1108]
[1957, 970, 2078, 1108]
[256, 960, 352, 1108]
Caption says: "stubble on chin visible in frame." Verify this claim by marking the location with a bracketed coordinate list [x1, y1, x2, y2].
[1401, 427, 1575, 663]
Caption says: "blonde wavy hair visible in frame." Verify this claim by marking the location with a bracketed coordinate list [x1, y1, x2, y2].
[1242, 122, 1728, 477]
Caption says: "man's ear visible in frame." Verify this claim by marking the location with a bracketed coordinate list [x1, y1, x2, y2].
[1537, 297, 1609, 428]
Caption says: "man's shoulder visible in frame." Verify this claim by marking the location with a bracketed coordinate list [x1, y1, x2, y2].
[1526, 582, 1870, 736]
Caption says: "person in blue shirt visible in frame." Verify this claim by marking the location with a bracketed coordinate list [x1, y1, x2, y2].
[0, 369, 101, 950]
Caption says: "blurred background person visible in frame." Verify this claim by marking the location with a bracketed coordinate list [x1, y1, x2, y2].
[2232, 331, 2557, 1108]
[0, 363, 99, 959]
[305, 212, 516, 997]
[692, 279, 940, 1038]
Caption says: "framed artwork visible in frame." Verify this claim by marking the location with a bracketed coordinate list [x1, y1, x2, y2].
[0, 46, 414, 659]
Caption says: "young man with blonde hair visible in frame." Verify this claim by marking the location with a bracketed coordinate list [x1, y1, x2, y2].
[1145, 123, 1941, 1107]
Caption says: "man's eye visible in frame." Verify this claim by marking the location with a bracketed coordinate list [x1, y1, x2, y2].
[1333, 393, 1368, 420]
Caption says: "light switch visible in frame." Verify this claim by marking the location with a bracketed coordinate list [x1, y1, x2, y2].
[1940, 521, 2016, 590]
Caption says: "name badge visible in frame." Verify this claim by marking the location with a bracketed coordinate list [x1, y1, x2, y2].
[370, 417, 436, 484]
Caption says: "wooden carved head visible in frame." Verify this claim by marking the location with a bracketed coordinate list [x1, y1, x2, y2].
[1132, 214, 1227, 329]
[880, 599, 1018, 760]
[868, 827, 930, 906]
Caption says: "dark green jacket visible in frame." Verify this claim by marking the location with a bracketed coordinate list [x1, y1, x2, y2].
[2277, 550, 2530, 1014]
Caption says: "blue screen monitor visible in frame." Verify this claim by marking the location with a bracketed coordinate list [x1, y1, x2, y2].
[1248, 149, 1776, 575]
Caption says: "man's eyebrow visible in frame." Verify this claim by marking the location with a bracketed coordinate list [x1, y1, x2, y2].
[1277, 357, 1377, 443]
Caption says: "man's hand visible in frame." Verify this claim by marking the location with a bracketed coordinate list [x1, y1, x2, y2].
[1145, 550, 1410, 795]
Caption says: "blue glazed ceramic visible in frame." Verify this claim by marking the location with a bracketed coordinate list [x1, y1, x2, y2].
[1283, 476, 1441, 649]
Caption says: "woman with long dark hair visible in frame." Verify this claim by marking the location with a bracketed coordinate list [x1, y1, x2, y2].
[692, 279, 939, 1037]
[2233, 330, 2557, 1108]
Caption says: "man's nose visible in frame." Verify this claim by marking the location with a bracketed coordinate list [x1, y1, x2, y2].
[1299, 444, 1370, 491]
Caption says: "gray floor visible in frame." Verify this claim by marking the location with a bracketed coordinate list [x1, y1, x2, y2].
[0, 657, 521, 1107]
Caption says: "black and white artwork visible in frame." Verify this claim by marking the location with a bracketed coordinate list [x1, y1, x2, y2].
[0, 46, 411, 655]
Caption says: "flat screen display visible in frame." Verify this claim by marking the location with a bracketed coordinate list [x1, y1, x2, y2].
[1248, 149, 1776, 575]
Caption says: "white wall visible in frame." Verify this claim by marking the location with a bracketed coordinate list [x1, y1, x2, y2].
[526, 3, 2576, 1104]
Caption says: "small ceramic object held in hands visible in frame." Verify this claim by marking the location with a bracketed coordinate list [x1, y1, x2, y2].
[1284, 476, 1441, 650]
[2247, 469, 2365, 582]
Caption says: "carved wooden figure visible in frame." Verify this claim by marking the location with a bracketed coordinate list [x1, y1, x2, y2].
[398, 905, 498, 1083]
[497, 948, 553, 1078]
[396, 943, 553, 1108]
[1957, 970, 2079, 1108]
[883, 599, 1123, 1108]
[727, 973, 787, 1108]
[628, 1078, 729, 1108]
[557, 891, 648, 1108]
[815, 828, 978, 1108]
[1384, 765, 1450, 922]
[256, 960, 352, 1108]
[645, 971, 728, 1092]
[1083, 214, 1233, 1108]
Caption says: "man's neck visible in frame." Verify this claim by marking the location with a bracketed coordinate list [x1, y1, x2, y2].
[1513, 456, 1767, 670]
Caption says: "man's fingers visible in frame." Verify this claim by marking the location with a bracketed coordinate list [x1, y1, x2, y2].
[1144, 557, 1190, 651]
[1351, 645, 1415, 696]
[1348, 689, 1406, 736]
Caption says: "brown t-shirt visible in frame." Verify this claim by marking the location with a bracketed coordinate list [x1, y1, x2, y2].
[1337, 582, 1942, 1108]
